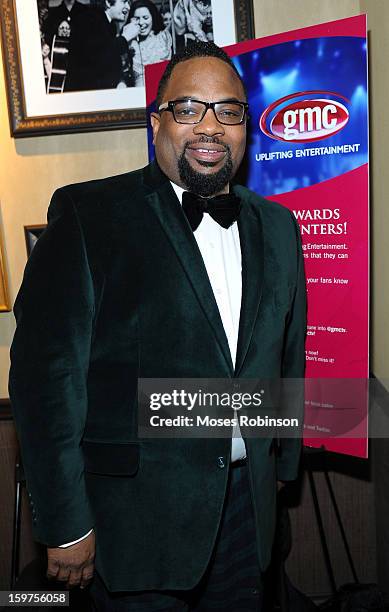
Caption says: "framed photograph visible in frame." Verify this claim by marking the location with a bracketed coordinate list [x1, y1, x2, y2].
[0, 398, 11, 419]
[0, 0, 255, 137]
[0, 229, 10, 312]
[24, 224, 46, 256]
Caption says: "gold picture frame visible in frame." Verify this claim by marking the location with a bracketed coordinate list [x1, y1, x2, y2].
[0, 229, 10, 312]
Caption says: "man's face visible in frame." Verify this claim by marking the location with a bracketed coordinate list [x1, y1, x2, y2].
[194, 0, 211, 16]
[162, 11, 172, 30]
[151, 57, 247, 197]
[58, 20, 71, 37]
[106, 0, 130, 22]
[204, 6, 212, 26]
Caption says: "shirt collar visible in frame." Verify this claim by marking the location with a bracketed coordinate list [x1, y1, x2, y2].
[170, 181, 185, 205]
[170, 181, 230, 205]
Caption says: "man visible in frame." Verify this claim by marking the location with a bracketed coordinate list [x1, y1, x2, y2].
[9, 42, 306, 610]
[64, 0, 139, 91]
[41, 0, 87, 50]
[161, 8, 172, 32]
[41, 0, 87, 92]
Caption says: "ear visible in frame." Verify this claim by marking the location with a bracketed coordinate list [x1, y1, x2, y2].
[150, 112, 161, 145]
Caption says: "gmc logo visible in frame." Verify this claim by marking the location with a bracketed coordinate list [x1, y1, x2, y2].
[260, 91, 350, 143]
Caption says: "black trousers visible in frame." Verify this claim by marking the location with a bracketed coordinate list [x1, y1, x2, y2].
[90, 462, 263, 611]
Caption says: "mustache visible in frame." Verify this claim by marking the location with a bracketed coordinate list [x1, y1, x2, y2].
[184, 137, 229, 151]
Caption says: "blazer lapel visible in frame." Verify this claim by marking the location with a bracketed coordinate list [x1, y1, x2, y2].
[143, 163, 234, 375]
[234, 187, 264, 376]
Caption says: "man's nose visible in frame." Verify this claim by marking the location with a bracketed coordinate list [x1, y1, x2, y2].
[193, 108, 225, 136]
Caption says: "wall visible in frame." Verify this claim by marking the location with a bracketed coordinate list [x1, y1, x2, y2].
[0, 0, 387, 398]
[359, 0, 389, 384]
[253, 0, 359, 36]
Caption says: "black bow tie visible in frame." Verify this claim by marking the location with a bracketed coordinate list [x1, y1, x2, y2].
[182, 191, 241, 231]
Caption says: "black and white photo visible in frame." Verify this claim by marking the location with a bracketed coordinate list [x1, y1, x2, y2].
[37, 0, 215, 93]
[0, 0, 254, 135]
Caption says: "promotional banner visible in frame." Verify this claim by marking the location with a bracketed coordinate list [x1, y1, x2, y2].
[145, 15, 369, 458]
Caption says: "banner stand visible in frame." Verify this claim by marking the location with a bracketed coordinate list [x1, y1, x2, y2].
[303, 446, 359, 595]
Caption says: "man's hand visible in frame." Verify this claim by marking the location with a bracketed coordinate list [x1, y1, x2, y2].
[122, 20, 140, 42]
[47, 530, 95, 589]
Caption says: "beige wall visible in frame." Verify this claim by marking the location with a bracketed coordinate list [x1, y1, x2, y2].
[253, 0, 359, 36]
[0, 0, 387, 397]
[359, 0, 389, 383]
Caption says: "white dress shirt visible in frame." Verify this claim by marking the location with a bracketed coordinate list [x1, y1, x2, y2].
[60, 180, 246, 548]
[171, 182, 247, 463]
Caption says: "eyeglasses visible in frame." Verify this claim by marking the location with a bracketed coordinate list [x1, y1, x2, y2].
[158, 99, 249, 125]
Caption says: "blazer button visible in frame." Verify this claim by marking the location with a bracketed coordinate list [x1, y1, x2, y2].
[217, 456, 225, 469]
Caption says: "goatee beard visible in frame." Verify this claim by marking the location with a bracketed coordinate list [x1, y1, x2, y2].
[178, 141, 233, 197]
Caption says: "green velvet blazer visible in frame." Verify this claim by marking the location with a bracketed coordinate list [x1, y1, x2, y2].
[9, 161, 306, 592]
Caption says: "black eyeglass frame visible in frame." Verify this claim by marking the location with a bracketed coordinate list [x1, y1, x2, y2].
[158, 98, 249, 125]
